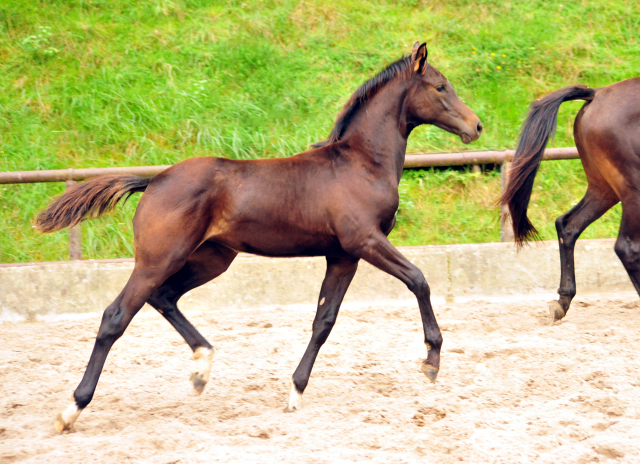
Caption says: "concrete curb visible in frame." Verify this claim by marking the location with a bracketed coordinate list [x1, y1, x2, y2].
[0, 239, 633, 322]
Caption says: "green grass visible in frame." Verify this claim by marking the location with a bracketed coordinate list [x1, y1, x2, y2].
[394, 162, 623, 247]
[0, 0, 638, 262]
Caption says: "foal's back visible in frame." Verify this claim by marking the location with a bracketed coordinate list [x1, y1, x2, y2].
[135, 145, 397, 258]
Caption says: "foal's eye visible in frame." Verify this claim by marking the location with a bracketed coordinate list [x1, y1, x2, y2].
[436, 85, 446, 92]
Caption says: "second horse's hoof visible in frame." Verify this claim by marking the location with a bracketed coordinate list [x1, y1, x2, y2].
[548, 301, 566, 326]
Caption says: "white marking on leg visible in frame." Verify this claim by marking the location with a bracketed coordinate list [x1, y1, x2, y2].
[284, 379, 302, 413]
[319, 297, 325, 305]
[54, 402, 82, 432]
[191, 346, 214, 394]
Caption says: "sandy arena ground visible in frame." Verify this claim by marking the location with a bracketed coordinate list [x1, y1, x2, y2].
[1, 294, 640, 463]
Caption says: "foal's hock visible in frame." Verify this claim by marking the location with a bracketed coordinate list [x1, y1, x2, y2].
[38, 42, 482, 432]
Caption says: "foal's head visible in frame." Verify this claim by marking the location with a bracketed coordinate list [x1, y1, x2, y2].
[406, 42, 482, 144]
[315, 42, 482, 149]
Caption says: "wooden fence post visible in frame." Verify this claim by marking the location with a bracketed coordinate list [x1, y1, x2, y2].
[500, 154, 515, 243]
[65, 180, 82, 260]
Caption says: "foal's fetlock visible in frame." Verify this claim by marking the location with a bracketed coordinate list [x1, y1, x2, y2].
[54, 402, 83, 433]
[190, 347, 214, 394]
[548, 300, 567, 325]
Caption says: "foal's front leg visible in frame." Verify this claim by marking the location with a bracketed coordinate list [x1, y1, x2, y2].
[285, 256, 359, 412]
[344, 231, 442, 382]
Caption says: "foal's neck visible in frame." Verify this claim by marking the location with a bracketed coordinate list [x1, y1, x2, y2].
[342, 81, 413, 183]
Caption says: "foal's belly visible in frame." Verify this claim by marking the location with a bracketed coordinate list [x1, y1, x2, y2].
[210, 225, 345, 258]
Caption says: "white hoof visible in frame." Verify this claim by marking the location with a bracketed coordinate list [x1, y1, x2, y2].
[191, 347, 214, 394]
[54, 403, 82, 433]
[284, 380, 302, 413]
[548, 301, 565, 326]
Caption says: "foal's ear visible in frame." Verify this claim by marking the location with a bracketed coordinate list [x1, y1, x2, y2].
[411, 42, 428, 75]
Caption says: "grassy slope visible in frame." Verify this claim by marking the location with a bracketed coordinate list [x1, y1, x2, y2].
[0, 0, 638, 262]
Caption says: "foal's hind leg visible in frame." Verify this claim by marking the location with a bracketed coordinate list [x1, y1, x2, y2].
[147, 242, 237, 394]
[550, 188, 618, 324]
[55, 260, 188, 432]
[614, 201, 640, 295]
[55, 215, 207, 431]
[285, 256, 359, 412]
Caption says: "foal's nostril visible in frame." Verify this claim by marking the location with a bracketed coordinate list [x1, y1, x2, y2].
[477, 121, 483, 133]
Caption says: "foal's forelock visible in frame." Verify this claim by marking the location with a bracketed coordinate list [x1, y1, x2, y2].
[326, 56, 414, 144]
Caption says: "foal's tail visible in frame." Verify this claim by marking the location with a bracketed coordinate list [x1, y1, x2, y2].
[35, 175, 151, 233]
[500, 85, 596, 246]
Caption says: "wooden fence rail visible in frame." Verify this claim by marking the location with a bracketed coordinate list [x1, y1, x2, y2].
[0, 147, 579, 259]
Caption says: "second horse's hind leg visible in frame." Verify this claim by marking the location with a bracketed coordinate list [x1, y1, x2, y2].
[551, 188, 617, 324]
[147, 242, 237, 393]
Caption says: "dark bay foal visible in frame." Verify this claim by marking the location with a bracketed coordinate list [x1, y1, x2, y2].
[501, 78, 640, 324]
[38, 42, 482, 431]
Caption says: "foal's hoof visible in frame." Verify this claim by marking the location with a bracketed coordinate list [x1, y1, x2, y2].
[284, 381, 302, 413]
[191, 347, 214, 395]
[421, 362, 439, 383]
[191, 374, 206, 395]
[283, 404, 299, 413]
[54, 403, 81, 433]
[548, 301, 566, 325]
[54, 413, 71, 433]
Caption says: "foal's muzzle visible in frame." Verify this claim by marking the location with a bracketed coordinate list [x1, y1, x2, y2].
[460, 118, 483, 144]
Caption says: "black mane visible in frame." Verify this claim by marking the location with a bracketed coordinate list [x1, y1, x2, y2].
[323, 56, 413, 145]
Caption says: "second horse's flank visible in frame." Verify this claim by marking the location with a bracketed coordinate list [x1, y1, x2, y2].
[37, 41, 482, 432]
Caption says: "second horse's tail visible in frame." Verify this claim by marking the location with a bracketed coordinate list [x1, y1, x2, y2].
[500, 85, 596, 246]
[35, 175, 151, 233]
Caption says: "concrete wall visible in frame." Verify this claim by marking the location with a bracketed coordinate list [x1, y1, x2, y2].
[0, 239, 634, 322]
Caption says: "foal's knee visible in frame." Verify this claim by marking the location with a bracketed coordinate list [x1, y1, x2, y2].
[96, 303, 128, 342]
[615, 237, 640, 271]
[555, 214, 578, 246]
[407, 269, 430, 297]
[311, 319, 336, 346]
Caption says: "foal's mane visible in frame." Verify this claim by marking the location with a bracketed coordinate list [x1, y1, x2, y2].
[323, 55, 413, 145]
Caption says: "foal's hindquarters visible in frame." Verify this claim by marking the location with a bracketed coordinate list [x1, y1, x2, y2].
[54, 161, 240, 431]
